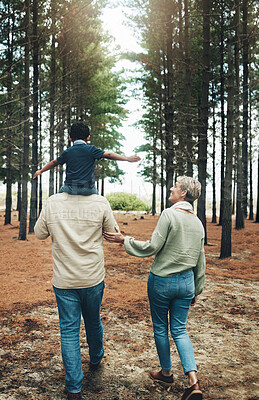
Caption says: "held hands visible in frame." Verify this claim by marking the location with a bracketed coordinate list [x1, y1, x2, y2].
[33, 170, 42, 179]
[127, 154, 141, 163]
[103, 226, 125, 243]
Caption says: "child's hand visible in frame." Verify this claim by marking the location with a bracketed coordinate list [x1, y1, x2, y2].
[128, 154, 141, 163]
[33, 170, 42, 179]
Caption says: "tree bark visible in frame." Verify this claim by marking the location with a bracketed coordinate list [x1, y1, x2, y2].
[18, 0, 30, 240]
[184, 0, 193, 177]
[256, 152, 259, 223]
[219, 2, 225, 226]
[212, 79, 217, 223]
[248, 98, 253, 220]
[29, 0, 39, 232]
[220, 38, 234, 258]
[4, 5, 14, 225]
[152, 133, 157, 215]
[242, 0, 249, 218]
[234, 0, 244, 229]
[164, 1, 175, 207]
[197, 0, 210, 244]
[49, 0, 56, 197]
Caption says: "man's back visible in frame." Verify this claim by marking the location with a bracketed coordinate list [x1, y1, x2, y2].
[34, 193, 117, 289]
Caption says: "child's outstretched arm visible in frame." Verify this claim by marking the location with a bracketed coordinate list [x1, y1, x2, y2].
[33, 159, 59, 179]
[102, 152, 141, 162]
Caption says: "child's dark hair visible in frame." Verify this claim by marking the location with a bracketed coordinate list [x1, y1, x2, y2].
[70, 123, 90, 140]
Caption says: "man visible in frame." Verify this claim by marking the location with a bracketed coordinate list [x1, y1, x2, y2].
[34, 192, 118, 399]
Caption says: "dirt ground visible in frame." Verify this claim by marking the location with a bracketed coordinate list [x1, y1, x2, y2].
[0, 211, 258, 400]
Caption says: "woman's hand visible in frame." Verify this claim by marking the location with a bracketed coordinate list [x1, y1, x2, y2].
[191, 296, 197, 306]
[103, 227, 125, 244]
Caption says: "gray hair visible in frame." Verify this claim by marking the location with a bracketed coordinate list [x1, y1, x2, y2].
[177, 176, 201, 203]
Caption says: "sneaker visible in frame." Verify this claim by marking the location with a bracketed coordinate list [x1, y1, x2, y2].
[66, 392, 81, 400]
[181, 381, 202, 400]
[149, 370, 174, 387]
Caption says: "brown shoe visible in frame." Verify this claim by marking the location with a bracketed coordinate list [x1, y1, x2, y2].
[181, 381, 202, 400]
[149, 370, 174, 387]
[89, 359, 103, 371]
[66, 392, 81, 400]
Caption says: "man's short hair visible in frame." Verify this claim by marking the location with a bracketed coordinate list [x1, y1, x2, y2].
[70, 123, 90, 140]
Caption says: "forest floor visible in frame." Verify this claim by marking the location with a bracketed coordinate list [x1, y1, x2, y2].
[0, 211, 258, 400]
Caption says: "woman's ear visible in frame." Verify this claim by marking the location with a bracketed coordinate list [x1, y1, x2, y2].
[182, 190, 187, 199]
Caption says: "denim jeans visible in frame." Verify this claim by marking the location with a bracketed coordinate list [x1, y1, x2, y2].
[59, 184, 98, 196]
[148, 270, 197, 374]
[53, 281, 105, 393]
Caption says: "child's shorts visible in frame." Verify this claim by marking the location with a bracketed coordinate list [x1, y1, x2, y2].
[59, 184, 98, 196]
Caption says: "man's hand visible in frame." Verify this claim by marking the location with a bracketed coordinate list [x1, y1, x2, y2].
[127, 154, 141, 163]
[103, 226, 125, 243]
[33, 170, 42, 179]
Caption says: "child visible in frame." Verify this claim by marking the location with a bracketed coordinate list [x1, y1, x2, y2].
[33, 122, 141, 195]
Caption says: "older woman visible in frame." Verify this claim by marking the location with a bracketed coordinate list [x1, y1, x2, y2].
[104, 176, 205, 400]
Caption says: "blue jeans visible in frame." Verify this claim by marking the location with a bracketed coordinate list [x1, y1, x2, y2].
[59, 184, 98, 196]
[53, 281, 105, 393]
[148, 270, 197, 374]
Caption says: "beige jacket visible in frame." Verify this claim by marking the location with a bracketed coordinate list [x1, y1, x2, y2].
[34, 193, 117, 289]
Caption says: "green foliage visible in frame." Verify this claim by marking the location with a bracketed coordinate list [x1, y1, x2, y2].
[106, 192, 151, 212]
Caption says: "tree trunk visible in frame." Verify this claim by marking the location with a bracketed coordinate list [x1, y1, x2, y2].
[49, 0, 56, 197]
[242, 0, 248, 218]
[256, 152, 259, 223]
[152, 133, 157, 215]
[159, 91, 165, 213]
[177, 0, 184, 176]
[101, 177, 104, 197]
[4, 5, 14, 225]
[211, 80, 217, 223]
[234, 0, 244, 229]
[29, 0, 39, 232]
[184, 0, 193, 177]
[164, 2, 174, 207]
[18, 0, 30, 240]
[220, 38, 235, 258]
[197, 0, 210, 244]
[248, 97, 253, 220]
[17, 77, 23, 220]
[219, 2, 225, 226]
[39, 73, 43, 214]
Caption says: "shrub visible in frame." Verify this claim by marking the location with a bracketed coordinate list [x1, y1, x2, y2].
[105, 192, 151, 212]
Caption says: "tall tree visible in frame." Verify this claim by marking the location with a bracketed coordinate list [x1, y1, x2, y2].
[29, 0, 39, 232]
[4, 3, 14, 225]
[197, 0, 210, 244]
[49, 0, 56, 196]
[18, 0, 30, 240]
[164, 0, 175, 207]
[234, 0, 244, 229]
[220, 26, 235, 258]
[218, 0, 226, 226]
[184, 0, 193, 177]
[242, 0, 249, 218]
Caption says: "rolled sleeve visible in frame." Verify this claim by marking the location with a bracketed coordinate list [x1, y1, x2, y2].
[124, 211, 169, 257]
[34, 206, 50, 240]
